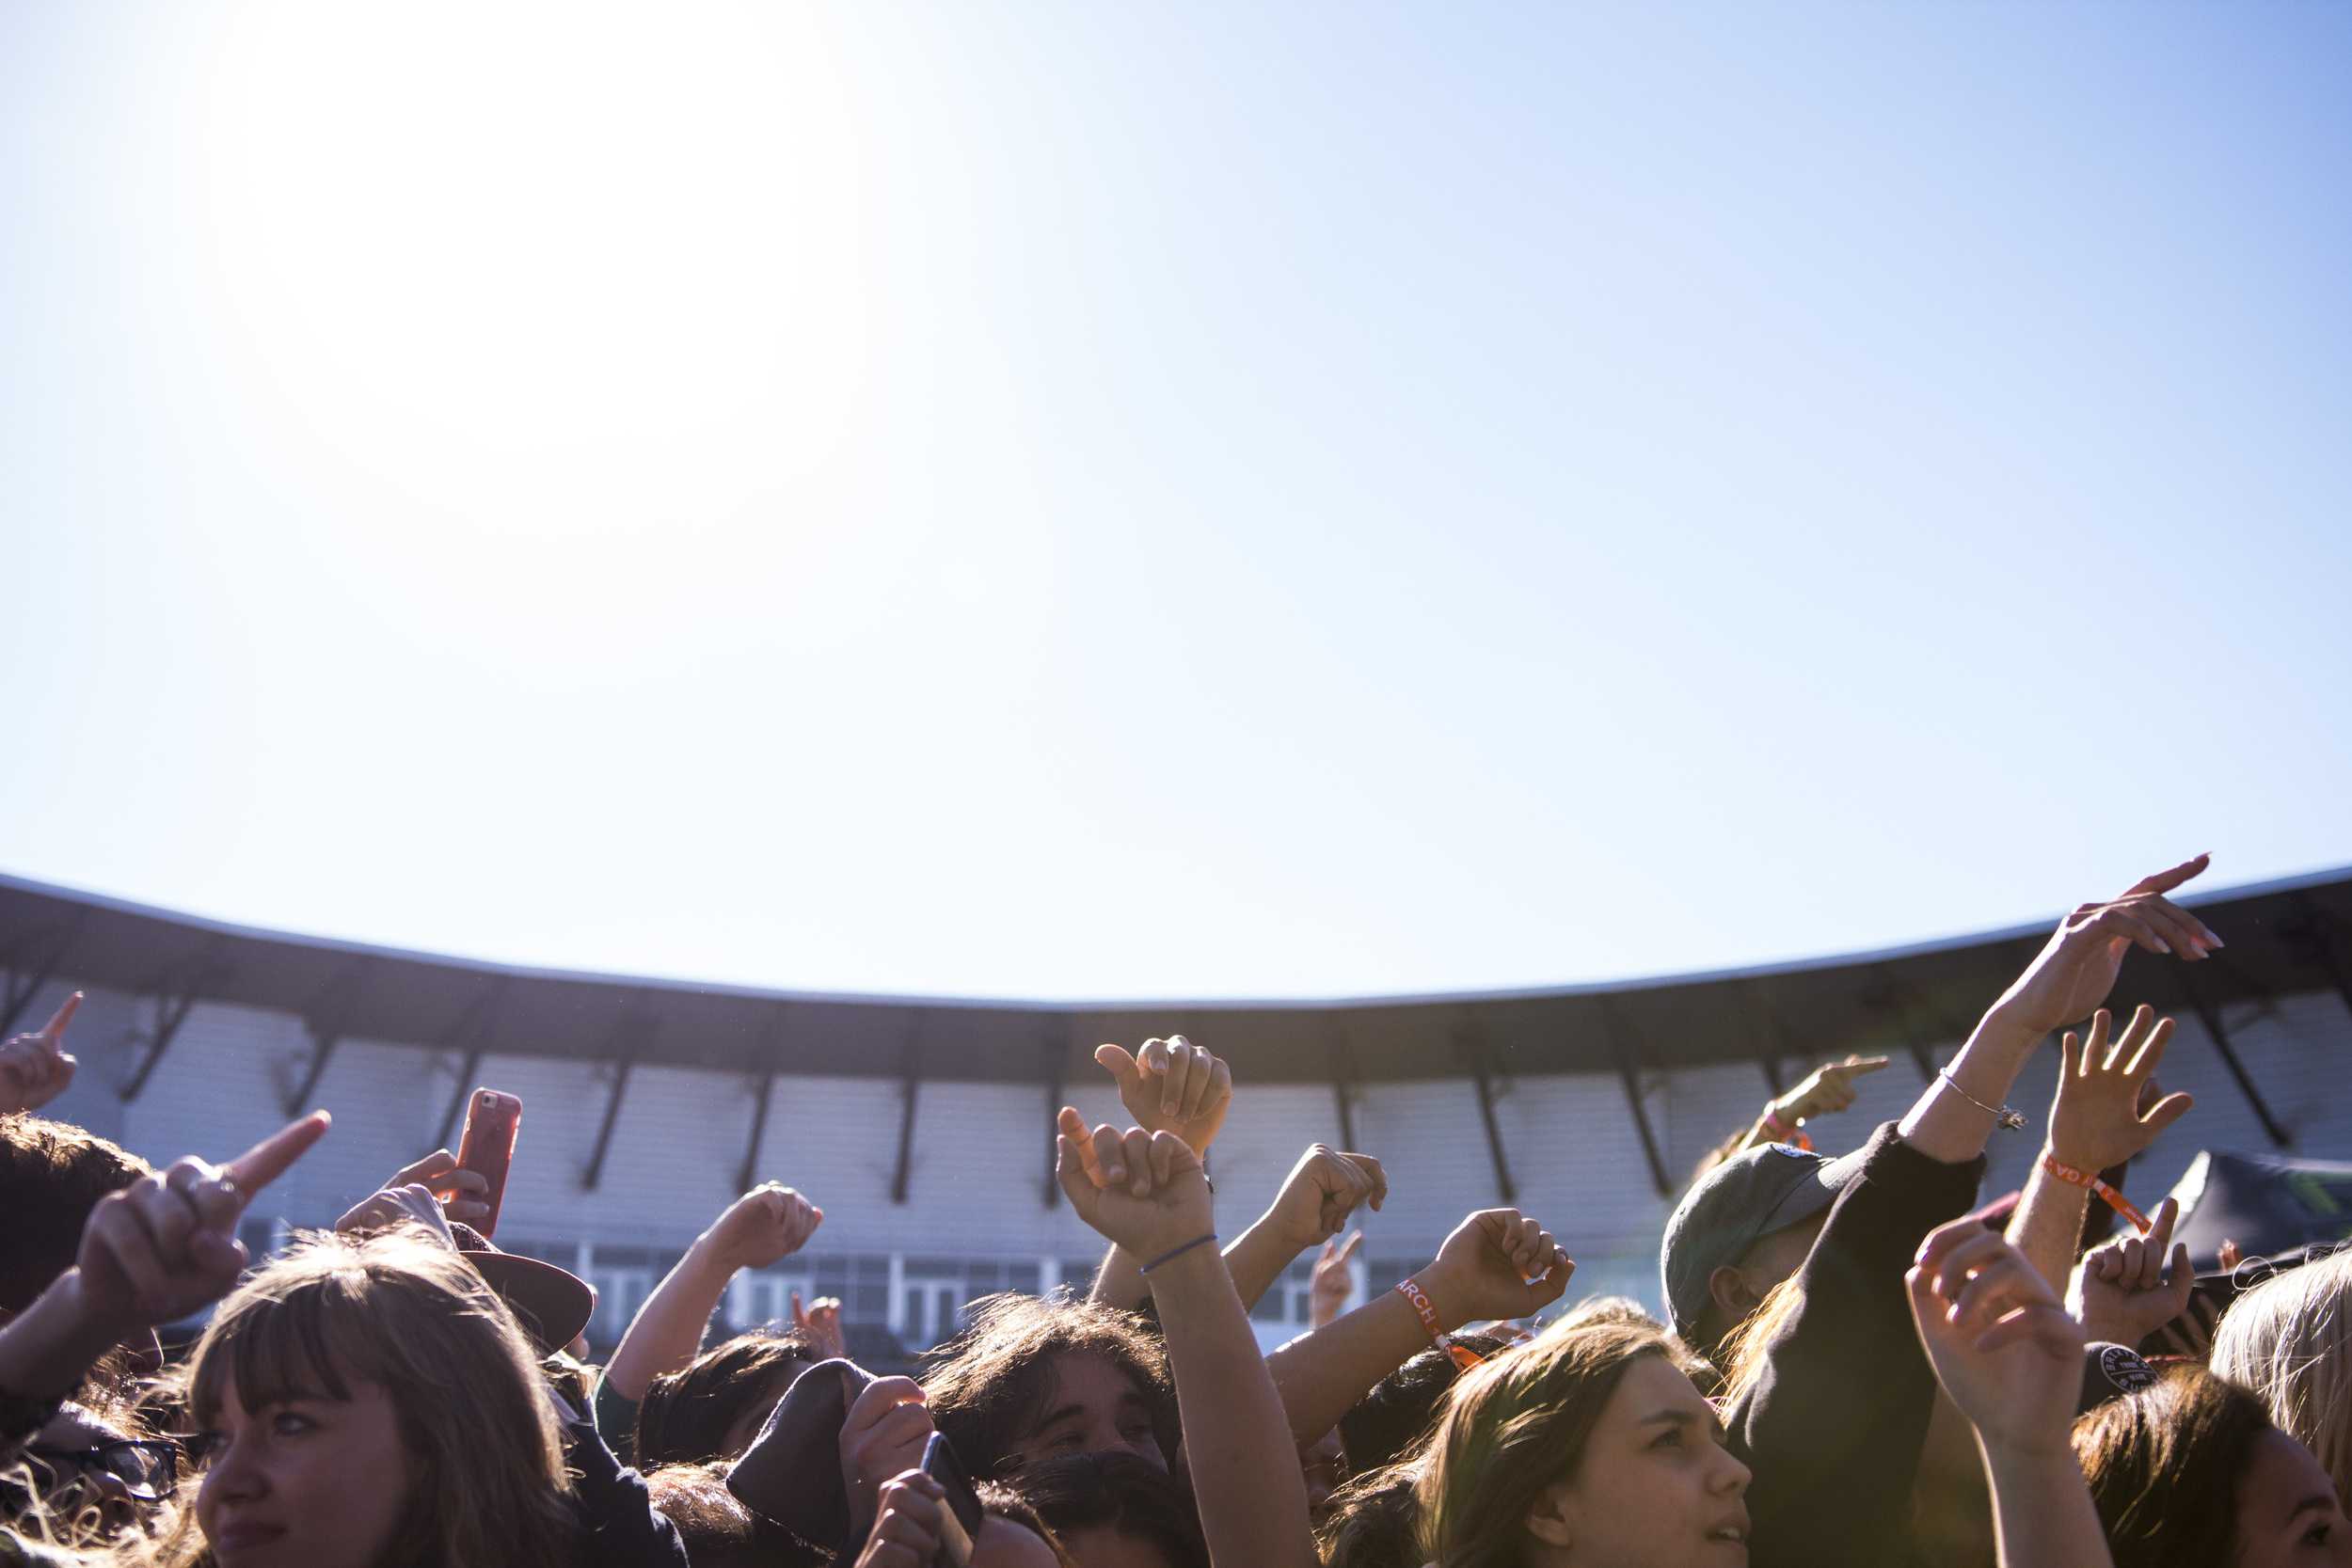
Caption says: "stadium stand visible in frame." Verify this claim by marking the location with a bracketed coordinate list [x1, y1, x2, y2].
[4, 866, 2349, 1354]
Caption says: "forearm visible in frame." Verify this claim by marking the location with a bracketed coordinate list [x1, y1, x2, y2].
[1264, 1288, 1428, 1446]
[2005, 1161, 2090, 1300]
[1148, 1245, 1318, 1568]
[604, 1243, 735, 1400]
[1981, 1442, 2113, 1568]
[1089, 1242, 1148, 1311]
[1221, 1218, 1301, 1312]
[1899, 1006, 2040, 1164]
[0, 1272, 127, 1406]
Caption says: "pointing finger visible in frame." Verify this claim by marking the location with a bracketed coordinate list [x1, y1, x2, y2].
[223, 1111, 332, 1197]
[2124, 852, 2210, 899]
[38, 991, 82, 1046]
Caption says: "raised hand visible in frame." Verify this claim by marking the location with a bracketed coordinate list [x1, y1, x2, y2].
[792, 1289, 849, 1360]
[72, 1111, 331, 1333]
[1055, 1107, 1215, 1262]
[1420, 1209, 1574, 1329]
[2047, 1006, 2194, 1172]
[0, 990, 83, 1116]
[1993, 855, 2222, 1036]
[839, 1375, 934, 1524]
[852, 1469, 954, 1568]
[1310, 1230, 1362, 1328]
[2070, 1196, 2193, 1349]
[703, 1182, 824, 1273]
[1773, 1053, 1892, 1126]
[1264, 1146, 1388, 1251]
[1093, 1035, 1233, 1155]
[1908, 1218, 2084, 1458]
[334, 1181, 460, 1251]
[359, 1147, 494, 1228]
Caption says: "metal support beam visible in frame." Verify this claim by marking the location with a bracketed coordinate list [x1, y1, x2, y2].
[429, 980, 508, 1148]
[580, 1004, 658, 1191]
[285, 960, 372, 1115]
[1327, 1023, 1359, 1149]
[1865, 970, 1944, 1082]
[1741, 986, 1788, 1098]
[581, 1059, 635, 1190]
[1041, 1031, 1066, 1209]
[2287, 896, 2352, 1027]
[436, 1049, 485, 1150]
[2178, 972, 2291, 1148]
[1456, 1024, 1517, 1203]
[1601, 1003, 1673, 1197]
[0, 917, 86, 1037]
[736, 1006, 790, 1193]
[891, 1024, 924, 1206]
[738, 1070, 777, 1195]
[120, 946, 229, 1102]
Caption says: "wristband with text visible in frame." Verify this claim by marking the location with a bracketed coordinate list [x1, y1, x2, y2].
[1395, 1276, 1487, 1371]
[2042, 1153, 2152, 1234]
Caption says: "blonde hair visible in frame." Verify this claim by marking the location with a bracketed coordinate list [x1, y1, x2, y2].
[45, 1227, 581, 1568]
[2211, 1248, 2352, 1504]
[1413, 1319, 1694, 1568]
[1715, 1273, 1803, 1408]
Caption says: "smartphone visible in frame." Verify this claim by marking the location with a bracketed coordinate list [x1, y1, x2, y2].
[453, 1088, 522, 1240]
[921, 1431, 982, 1568]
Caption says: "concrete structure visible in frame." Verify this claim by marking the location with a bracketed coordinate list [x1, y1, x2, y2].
[6, 868, 2349, 1353]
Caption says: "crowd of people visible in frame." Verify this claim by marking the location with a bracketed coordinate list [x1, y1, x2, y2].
[4, 849, 2347, 1568]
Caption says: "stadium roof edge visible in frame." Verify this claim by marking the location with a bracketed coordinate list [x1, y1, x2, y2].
[3, 866, 2348, 1087]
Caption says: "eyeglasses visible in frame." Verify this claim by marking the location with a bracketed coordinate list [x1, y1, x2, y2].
[22, 1439, 181, 1501]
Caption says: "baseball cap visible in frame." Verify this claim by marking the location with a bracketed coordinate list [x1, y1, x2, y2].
[1661, 1140, 1867, 1344]
[447, 1222, 596, 1354]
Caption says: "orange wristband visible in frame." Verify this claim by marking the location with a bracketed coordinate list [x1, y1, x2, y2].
[2042, 1152, 2152, 1234]
[1761, 1109, 1812, 1151]
[1395, 1277, 1488, 1371]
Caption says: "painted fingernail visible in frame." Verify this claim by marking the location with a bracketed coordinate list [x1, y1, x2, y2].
[2153, 938, 2171, 954]
[2204, 930, 2225, 948]
[1105, 1165, 1124, 1183]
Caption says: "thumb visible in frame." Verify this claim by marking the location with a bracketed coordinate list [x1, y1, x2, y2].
[2140, 1092, 2196, 1137]
[1094, 1044, 1140, 1087]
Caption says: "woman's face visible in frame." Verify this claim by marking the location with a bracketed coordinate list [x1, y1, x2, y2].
[1532, 1355, 1752, 1568]
[195, 1372, 417, 1568]
[2235, 1428, 2352, 1568]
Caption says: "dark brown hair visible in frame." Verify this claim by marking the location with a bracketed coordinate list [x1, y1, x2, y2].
[635, 1328, 818, 1466]
[0, 1114, 153, 1315]
[1316, 1464, 1423, 1568]
[1009, 1451, 1205, 1568]
[920, 1294, 1177, 1481]
[2073, 1367, 2275, 1568]
[1336, 1332, 1511, 1473]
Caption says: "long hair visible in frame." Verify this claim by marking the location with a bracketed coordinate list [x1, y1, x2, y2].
[2212, 1248, 2352, 1505]
[2072, 1366, 2272, 1568]
[1415, 1319, 1692, 1568]
[635, 1327, 817, 1465]
[920, 1294, 1177, 1481]
[84, 1227, 581, 1568]
[1716, 1273, 1803, 1407]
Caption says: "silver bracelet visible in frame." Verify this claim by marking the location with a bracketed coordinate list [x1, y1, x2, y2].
[1937, 1069, 2028, 1132]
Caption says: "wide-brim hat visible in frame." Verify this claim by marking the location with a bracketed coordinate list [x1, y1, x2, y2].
[448, 1223, 596, 1354]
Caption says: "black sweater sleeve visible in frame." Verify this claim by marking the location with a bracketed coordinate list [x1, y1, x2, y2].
[564, 1417, 690, 1568]
[1724, 1121, 1984, 1568]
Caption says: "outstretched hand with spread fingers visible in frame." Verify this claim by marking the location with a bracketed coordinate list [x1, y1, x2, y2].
[1909, 1217, 2085, 1459]
[2048, 1006, 2196, 1172]
[0, 990, 83, 1116]
[72, 1111, 332, 1333]
[1994, 854, 2224, 1035]
[1092, 1035, 1234, 1154]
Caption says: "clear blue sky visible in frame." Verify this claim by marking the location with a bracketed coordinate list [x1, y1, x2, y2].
[4, 1, 2346, 1002]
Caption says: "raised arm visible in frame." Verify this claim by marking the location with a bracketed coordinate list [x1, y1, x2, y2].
[1703, 1054, 1891, 1173]
[0, 991, 82, 1117]
[604, 1182, 822, 1401]
[2005, 1006, 2191, 1295]
[0, 1111, 330, 1442]
[1900, 853, 2217, 1164]
[1908, 1218, 2114, 1568]
[1220, 1145, 1386, 1312]
[1263, 1208, 1571, 1446]
[1057, 1111, 1316, 1568]
[1083, 1037, 1232, 1311]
